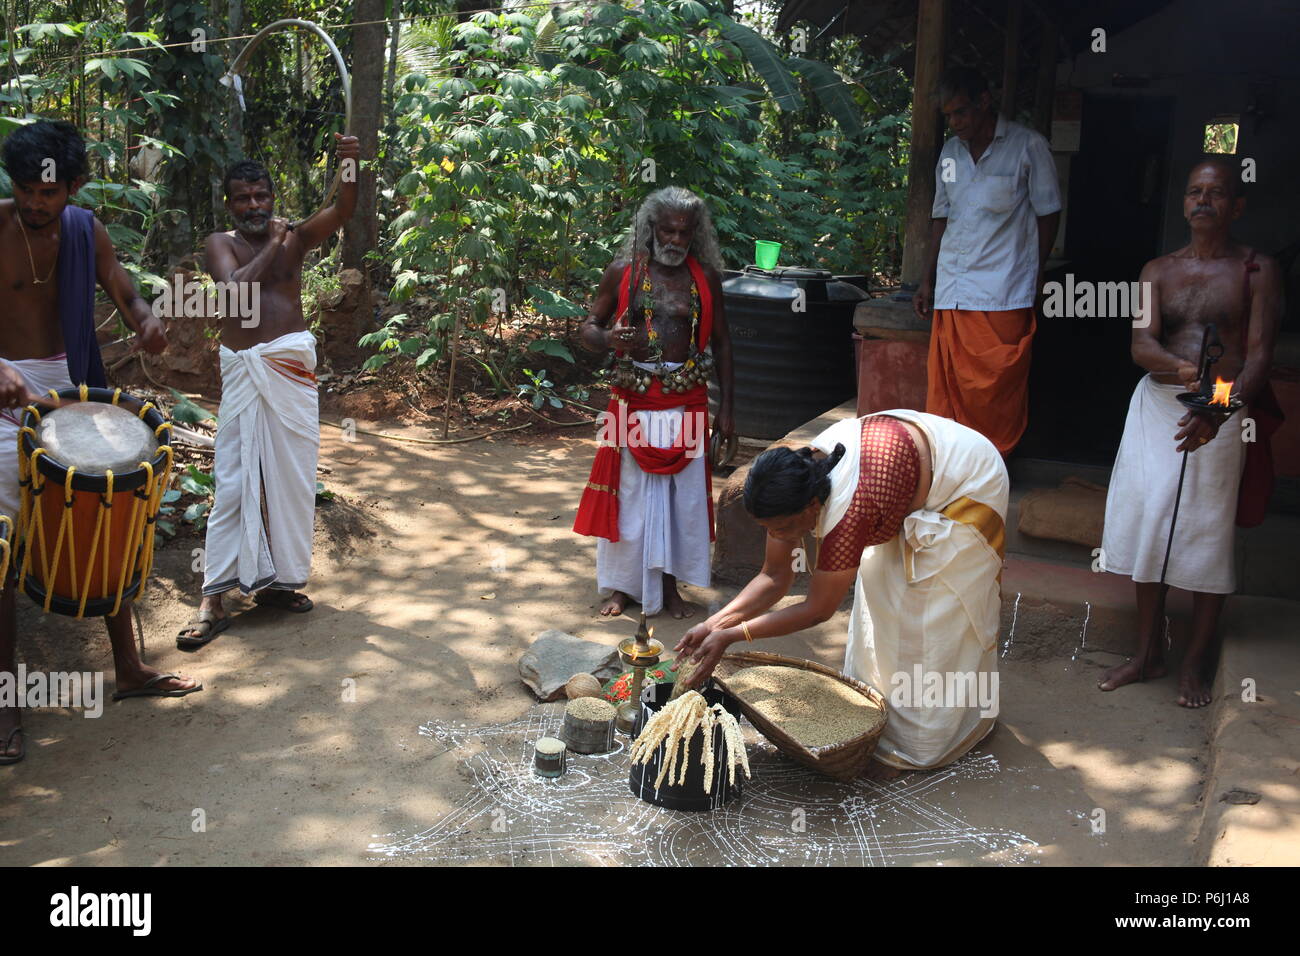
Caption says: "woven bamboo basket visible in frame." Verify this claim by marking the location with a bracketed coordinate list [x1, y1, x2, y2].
[712, 651, 888, 782]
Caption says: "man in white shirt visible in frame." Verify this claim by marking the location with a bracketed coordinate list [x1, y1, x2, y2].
[914, 66, 1061, 456]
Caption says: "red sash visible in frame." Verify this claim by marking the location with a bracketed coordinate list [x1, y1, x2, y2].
[573, 256, 715, 542]
[1236, 250, 1284, 527]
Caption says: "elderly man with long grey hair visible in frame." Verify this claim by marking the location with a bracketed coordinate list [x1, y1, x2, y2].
[575, 186, 734, 619]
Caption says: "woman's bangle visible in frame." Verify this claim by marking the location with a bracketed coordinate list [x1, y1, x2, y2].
[741, 620, 754, 642]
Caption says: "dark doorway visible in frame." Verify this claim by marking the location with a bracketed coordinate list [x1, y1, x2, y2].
[1017, 93, 1175, 466]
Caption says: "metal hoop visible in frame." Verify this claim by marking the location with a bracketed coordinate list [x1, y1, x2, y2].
[221, 18, 355, 220]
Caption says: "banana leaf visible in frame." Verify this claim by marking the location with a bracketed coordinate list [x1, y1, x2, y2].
[716, 15, 803, 113]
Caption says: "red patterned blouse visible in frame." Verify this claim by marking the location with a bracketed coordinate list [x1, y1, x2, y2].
[816, 416, 921, 572]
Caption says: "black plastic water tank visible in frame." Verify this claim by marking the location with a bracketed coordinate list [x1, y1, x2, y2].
[710, 266, 868, 440]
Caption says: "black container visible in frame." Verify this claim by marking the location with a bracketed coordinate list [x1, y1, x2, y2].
[710, 266, 868, 440]
[628, 681, 744, 811]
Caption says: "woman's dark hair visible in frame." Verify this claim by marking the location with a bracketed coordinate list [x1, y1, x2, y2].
[223, 159, 273, 199]
[744, 443, 847, 518]
[2, 119, 88, 186]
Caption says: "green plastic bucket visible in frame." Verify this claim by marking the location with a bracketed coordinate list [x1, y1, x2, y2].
[754, 240, 781, 270]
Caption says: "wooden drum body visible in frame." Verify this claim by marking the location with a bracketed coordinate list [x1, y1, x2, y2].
[16, 387, 174, 618]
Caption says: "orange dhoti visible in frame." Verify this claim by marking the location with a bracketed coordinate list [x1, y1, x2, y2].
[926, 307, 1035, 455]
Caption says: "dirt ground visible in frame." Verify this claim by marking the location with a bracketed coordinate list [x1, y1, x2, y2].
[0, 419, 1224, 866]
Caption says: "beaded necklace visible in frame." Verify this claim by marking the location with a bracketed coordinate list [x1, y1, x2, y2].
[638, 266, 700, 362]
[612, 259, 714, 394]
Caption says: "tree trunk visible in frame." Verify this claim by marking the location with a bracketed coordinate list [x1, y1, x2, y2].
[342, 0, 383, 277]
[332, 0, 384, 368]
[384, 0, 402, 128]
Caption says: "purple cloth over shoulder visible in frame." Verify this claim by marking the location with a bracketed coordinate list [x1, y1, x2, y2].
[56, 204, 106, 388]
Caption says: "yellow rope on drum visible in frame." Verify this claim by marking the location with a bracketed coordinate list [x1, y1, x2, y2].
[17, 424, 37, 540]
[112, 388, 122, 406]
[76, 471, 113, 619]
[62, 469, 80, 601]
[78, 383, 88, 402]
[140, 446, 174, 582]
[41, 461, 76, 614]
[110, 460, 151, 619]
[17, 449, 51, 609]
[0, 515, 11, 582]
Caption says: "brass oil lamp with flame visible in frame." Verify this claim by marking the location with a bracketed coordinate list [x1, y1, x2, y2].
[1177, 323, 1243, 415]
[615, 613, 663, 735]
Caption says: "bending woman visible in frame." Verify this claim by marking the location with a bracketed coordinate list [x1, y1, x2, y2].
[676, 410, 1009, 774]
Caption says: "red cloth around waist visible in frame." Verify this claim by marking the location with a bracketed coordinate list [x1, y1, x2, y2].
[573, 381, 713, 542]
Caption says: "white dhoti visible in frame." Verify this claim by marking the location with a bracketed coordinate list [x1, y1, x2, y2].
[596, 404, 711, 615]
[202, 331, 320, 596]
[1100, 374, 1246, 594]
[0, 356, 74, 537]
[812, 410, 1008, 770]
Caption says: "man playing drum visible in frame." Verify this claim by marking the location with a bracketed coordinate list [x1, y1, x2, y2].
[0, 120, 202, 765]
[177, 136, 359, 646]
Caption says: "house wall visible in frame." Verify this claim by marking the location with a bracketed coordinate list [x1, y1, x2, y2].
[1066, 0, 1300, 257]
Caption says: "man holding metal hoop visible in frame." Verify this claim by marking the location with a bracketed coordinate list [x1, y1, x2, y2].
[177, 133, 359, 647]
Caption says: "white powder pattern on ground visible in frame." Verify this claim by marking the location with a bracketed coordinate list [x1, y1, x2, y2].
[366, 703, 1041, 866]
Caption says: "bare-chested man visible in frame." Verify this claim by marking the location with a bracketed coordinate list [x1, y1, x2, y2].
[176, 134, 358, 646]
[1, 120, 201, 764]
[574, 187, 734, 618]
[1099, 159, 1281, 707]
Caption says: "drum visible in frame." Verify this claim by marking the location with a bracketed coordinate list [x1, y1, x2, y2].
[16, 386, 174, 618]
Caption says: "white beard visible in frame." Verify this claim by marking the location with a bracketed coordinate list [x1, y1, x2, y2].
[239, 215, 270, 236]
[654, 246, 688, 267]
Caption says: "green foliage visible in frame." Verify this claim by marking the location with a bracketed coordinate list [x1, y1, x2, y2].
[1, 16, 184, 292]
[168, 388, 216, 426]
[518, 368, 563, 410]
[155, 464, 215, 542]
[179, 465, 215, 531]
[302, 252, 344, 334]
[374, 0, 909, 382]
[527, 338, 575, 363]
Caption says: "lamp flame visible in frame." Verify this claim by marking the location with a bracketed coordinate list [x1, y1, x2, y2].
[1210, 378, 1233, 407]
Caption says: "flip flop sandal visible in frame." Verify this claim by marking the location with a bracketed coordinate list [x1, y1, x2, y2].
[177, 611, 230, 649]
[254, 590, 314, 613]
[0, 726, 26, 766]
[112, 673, 204, 701]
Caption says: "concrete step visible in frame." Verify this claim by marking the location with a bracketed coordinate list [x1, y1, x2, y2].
[1001, 555, 1300, 866]
[1198, 596, 1300, 865]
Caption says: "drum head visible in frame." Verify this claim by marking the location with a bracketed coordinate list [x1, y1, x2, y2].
[38, 402, 160, 474]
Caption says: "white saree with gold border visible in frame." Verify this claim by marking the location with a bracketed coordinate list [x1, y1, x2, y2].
[810, 410, 1009, 770]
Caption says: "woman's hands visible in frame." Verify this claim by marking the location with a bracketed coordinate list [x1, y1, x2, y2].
[674, 624, 742, 689]
[676, 611, 744, 688]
